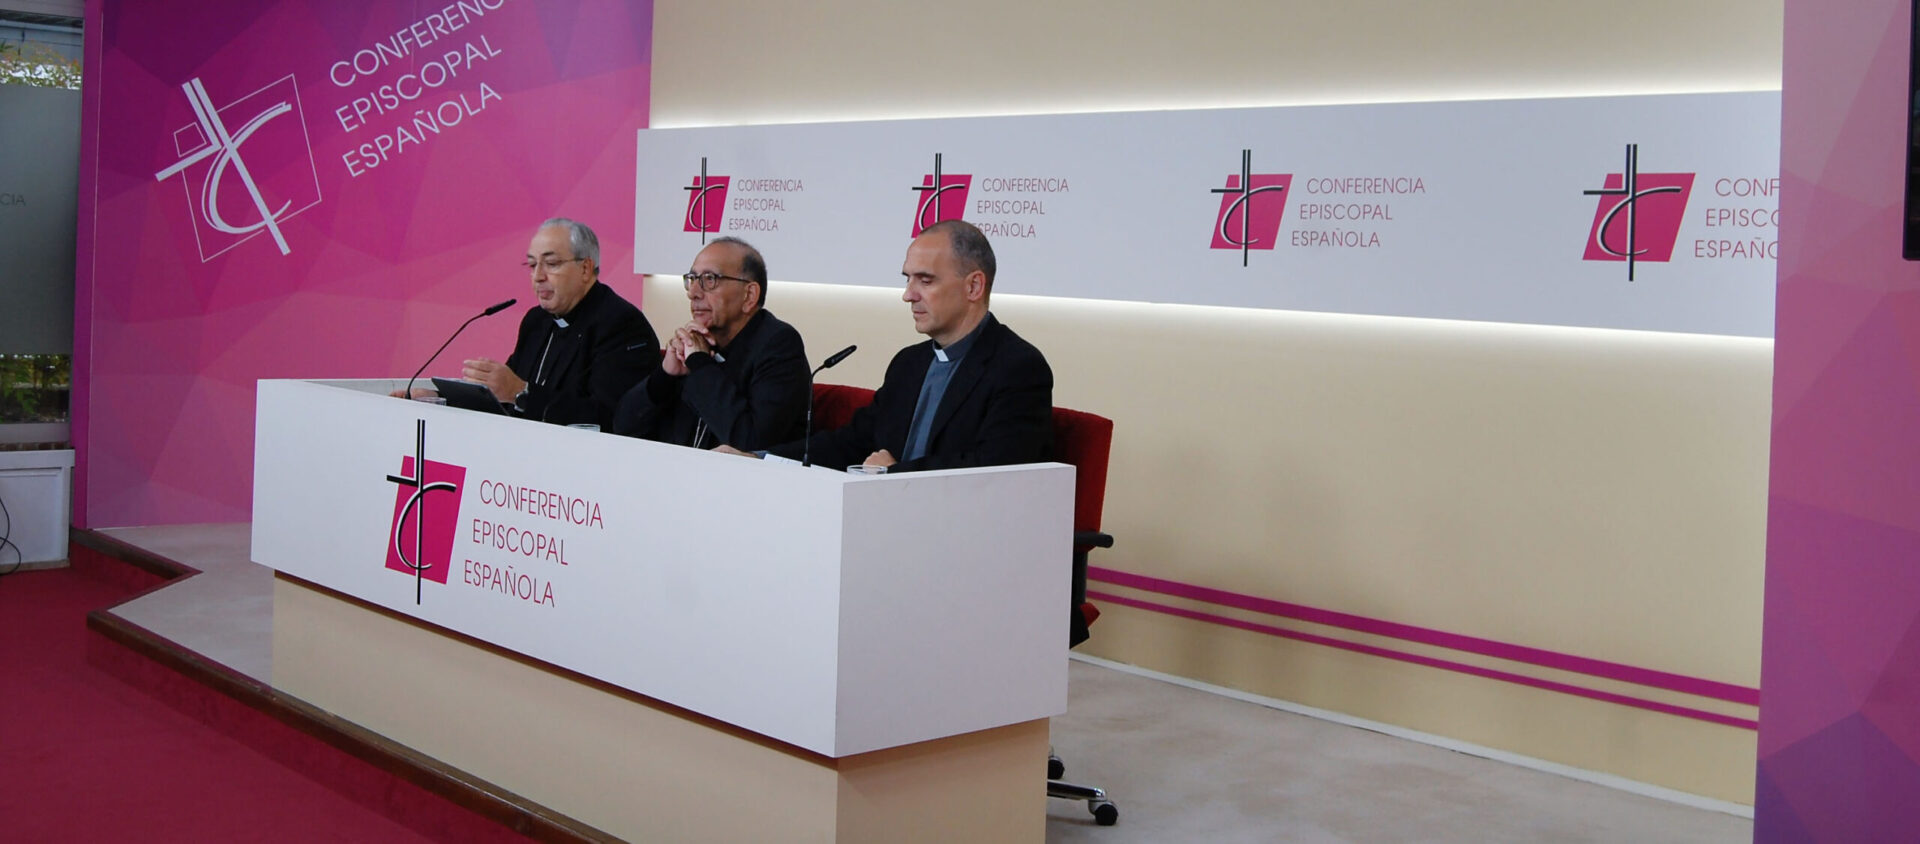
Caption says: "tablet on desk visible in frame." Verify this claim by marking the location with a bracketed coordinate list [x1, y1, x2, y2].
[430, 377, 509, 414]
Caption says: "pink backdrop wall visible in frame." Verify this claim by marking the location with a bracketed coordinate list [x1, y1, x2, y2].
[73, 0, 652, 527]
[1758, 0, 1920, 837]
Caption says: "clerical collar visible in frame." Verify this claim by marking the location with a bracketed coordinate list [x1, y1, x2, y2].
[549, 280, 603, 328]
[932, 317, 986, 363]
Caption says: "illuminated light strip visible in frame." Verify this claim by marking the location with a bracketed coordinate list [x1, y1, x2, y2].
[1087, 566, 1758, 707]
[650, 86, 1786, 129]
[1087, 589, 1758, 731]
[669, 277, 1777, 346]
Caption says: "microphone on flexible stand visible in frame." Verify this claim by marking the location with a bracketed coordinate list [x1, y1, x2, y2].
[802, 344, 857, 467]
[403, 298, 517, 400]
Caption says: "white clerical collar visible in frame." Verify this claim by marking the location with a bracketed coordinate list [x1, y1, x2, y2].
[931, 317, 988, 363]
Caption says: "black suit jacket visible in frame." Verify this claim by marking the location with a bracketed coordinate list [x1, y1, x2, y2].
[505, 281, 659, 428]
[771, 313, 1053, 472]
[611, 309, 810, 450]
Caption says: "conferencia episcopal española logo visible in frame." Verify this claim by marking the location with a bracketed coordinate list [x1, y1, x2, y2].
[383, 419, 602, 609]
[153, 75, 323, 262]
[1201, 148, 1428, 266]
[1578, 142, 1779, 280]
[683, 155, 804, 242]
[152, 10, 513, 260]
[384, 420, 467, 605]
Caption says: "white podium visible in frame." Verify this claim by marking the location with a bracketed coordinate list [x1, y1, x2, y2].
[251, 378, 1073, 841]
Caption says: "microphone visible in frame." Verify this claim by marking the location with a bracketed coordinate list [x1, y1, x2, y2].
[403, 299, 517, 401]
[818, 344, 857, 370]
[803, 344, 857, 467]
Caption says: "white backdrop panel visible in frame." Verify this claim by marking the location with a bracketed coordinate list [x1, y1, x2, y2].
[634, 93, 1780, 337]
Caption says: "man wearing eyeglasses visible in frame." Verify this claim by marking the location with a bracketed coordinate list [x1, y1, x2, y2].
[610, 237, 810, 450]
[730, 219, 1052, 472]
[460, 218, 660, 427]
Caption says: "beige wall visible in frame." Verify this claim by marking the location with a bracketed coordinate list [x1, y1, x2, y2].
[653, 1, 1780, 126]
[649, 0, 1782, 804]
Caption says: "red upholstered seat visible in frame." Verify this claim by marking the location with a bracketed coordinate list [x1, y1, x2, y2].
[808, 383, 874, 434]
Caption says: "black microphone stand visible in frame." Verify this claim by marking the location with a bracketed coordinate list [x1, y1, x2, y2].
[802, 345, 857, 467]
[403, 299, 515, 401]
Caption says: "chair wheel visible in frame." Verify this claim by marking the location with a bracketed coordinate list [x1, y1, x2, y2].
[1090, 800, 1118, 826]
[1048, 757, 1065, 779]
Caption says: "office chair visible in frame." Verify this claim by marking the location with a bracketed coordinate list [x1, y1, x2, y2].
[808, 384, 1119, 826]
[808, 382, 874, 446]
[1043, 405, 1118, 826]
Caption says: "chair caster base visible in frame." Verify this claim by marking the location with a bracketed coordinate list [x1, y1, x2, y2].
[1090, 799, 1118, 825]
[1048, 779, 1119, 826]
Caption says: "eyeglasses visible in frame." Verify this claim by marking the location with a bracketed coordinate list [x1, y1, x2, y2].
[524, 256, 587, 273]
[682, 271, 752, 292]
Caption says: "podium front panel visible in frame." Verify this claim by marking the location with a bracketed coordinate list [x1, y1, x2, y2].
[252, 379, 1070, 757]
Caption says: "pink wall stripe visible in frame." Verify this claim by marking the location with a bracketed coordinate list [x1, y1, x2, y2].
[1088, 589, 1759, 730]
[1088, 566, 1759, 707]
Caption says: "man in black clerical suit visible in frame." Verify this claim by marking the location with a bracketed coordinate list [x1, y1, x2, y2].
[735, 219, 1052, 472]
[611, 237, 810, 450]
[461, 218, 659, 428]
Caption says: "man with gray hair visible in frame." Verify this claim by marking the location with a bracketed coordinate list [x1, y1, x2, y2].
[461, 217, 659, 427]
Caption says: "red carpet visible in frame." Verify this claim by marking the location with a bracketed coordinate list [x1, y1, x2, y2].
[0, 564, 446, 842]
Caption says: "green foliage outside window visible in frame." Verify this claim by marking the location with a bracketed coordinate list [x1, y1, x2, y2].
[0, 41, 82, 89]
[0, 354, 71, 424]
